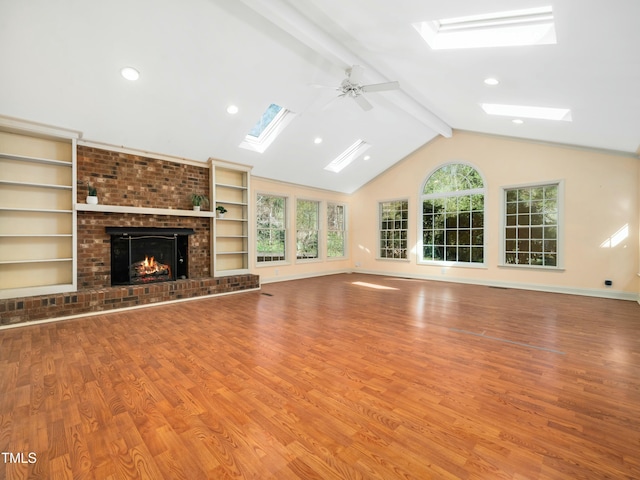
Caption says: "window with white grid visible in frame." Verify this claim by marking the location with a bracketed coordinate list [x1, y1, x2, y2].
[503, 183, 561, 268]
[379, 200, 409, 260]
[420, 163, 485, 264]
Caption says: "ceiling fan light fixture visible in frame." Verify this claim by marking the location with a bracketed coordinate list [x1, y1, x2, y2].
[325, 140, 371, 173]
[413, 6, 556, 50]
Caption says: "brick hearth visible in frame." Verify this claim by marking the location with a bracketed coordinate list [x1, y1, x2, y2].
[0, 146, 259, 327]
[0, 275, 259, 326]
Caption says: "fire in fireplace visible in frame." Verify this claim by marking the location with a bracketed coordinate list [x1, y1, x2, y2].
[106, 227, 194, 286]
[130, 255, 171, 283]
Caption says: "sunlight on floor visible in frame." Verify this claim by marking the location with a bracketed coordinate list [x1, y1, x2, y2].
[351, 281, 398, 290]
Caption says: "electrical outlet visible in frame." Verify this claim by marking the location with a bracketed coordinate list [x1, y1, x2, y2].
[604, 280, 612, 287]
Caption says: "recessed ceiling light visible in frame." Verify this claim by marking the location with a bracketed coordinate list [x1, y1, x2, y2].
[413, 6, 556, 50]
[120, 66, 140, 81]
[512, 119, 524, 124]
[314, 137, 323, 144]
[363, 155, 371, 161]
[481, 103, 572, 121]
[484, 77, 499, 86]
[226, 105, 239, 115]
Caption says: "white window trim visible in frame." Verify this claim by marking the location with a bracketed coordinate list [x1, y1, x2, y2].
[295, 197, 322, 263]
[239, 108, 296, 154]
[326, 202, 348, 260]
[377, 198, 410, 261]
[417, 161, 487, 267]
[498, 179, 565, 270]
[255, 191, 290, 267]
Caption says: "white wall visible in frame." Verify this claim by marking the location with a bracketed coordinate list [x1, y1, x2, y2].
[350, 131, 639, 300]
[250, 177, 352, 283]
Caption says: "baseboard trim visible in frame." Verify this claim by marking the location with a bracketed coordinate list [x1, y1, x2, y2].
[354, 269, 640, 302]
[259, 269, 351, 284]
[0, 287, 261, 331]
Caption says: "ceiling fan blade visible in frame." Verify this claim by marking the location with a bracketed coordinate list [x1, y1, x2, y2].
[353, 94, 373, 111]
[322, 94, 346, 111]
[309, 83, 335, 89]
[361, 81, 400, 93]
[348, 65, 364, 84]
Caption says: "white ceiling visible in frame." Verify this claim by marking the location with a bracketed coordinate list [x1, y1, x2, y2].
[1, 0, 639, 193]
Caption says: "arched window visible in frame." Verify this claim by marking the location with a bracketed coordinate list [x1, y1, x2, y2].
[420, 163, 485, 264]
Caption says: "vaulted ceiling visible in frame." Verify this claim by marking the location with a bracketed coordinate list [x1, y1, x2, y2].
[1, 0, 638, 193]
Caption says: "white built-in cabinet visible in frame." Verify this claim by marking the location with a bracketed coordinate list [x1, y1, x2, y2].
[0, 121, 79, 300]
[210, 159, 252, 276]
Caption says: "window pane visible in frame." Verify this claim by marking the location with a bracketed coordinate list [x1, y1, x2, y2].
[297, 200, 319, 259]
[327, 231, 344, 257]
[423, 245, 434, 260]
[379, 200, 408, 259]
[423, 164, 484, 194]
[504, 183, 560, 267]
[472, 212, 484, 228]
[327, 203, 346, 258]
[471, 247, 483, 263]
[421, 164, 484, 264]
[459, 212, 470, 228]
[257, 194, 286, 262]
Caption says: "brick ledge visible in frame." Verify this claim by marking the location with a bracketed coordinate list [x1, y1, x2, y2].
[0, 275, 260, 327]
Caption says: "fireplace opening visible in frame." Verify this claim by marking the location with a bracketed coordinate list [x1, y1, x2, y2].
[106, 227, 195, 286]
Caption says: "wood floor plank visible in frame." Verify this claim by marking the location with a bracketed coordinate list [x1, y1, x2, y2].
[1, 273, 640, 479]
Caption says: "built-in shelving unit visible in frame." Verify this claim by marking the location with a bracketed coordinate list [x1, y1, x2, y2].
[0, 122, 79, 299]
[210, 159, 252, 276]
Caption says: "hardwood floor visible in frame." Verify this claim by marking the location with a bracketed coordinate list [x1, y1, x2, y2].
[1, 273, 639, 479]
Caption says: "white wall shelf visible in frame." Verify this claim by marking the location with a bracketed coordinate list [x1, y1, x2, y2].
[0, 180, 72, 190]
[0, 207, 73, 214]
[0, 122, 79, 300]
[0, 152, 72, 167]
[75, 203, 216, 217]
[0, 258, 73, 265]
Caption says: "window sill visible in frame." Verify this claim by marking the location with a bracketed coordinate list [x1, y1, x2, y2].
[498, 264, 565, 272]
[256, 260, 290, 268]
[418, 261, 487, 269]
[295, 257, 322, 264]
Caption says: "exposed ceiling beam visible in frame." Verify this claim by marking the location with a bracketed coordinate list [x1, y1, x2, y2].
[236, 0, 452, 138]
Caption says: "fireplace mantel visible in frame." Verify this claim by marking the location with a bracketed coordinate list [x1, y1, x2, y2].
[76, 203, 216, 217]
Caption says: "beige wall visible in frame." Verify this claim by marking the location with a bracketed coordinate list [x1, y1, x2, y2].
[350, 131, 639, 300]
[250, 177, 352, 283]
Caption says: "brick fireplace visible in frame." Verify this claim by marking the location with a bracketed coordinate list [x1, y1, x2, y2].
[0, 146, 259, 326]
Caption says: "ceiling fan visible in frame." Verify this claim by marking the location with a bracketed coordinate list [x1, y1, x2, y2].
[320, 65, 400, 111]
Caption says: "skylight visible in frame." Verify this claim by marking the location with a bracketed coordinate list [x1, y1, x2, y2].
[239, 103, 295, 153]
[481, 103, 572, 121]
[413, 6, 556, 50]
[325, 140, 371, 173]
